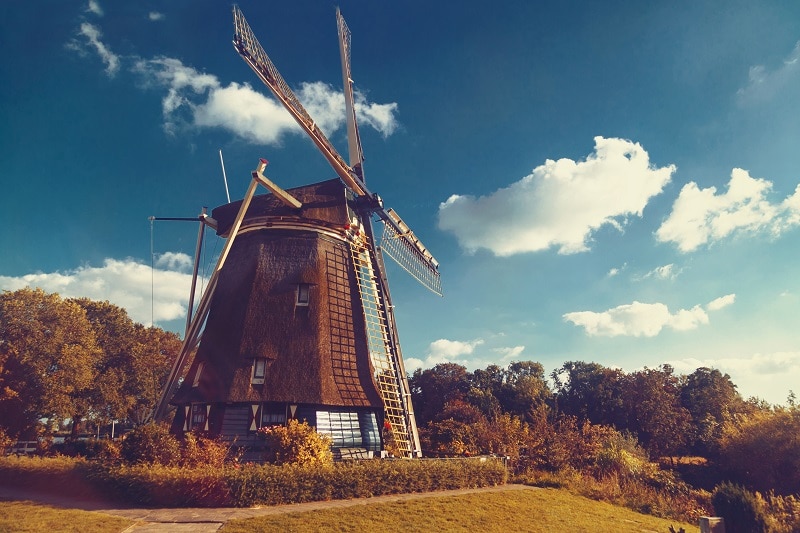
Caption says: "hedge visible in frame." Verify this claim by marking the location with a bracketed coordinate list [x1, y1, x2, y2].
[0, 456, 507, 508]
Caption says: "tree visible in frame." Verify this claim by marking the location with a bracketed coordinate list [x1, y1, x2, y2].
[128, 325, 182, 425]
[718, 407, 800, 494]
[70, 298, 181, 427]
[496, 361, 551, 420]
[70, 298, 139, 431]
[620, 365, 692, 458]
[551, 361, 626, 426]
[409, 363, 470, 426]
[0, 288, 101, 437]
[679, 367, 743, 456]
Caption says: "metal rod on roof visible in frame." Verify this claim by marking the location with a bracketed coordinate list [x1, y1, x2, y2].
[219, 149, 231, 204]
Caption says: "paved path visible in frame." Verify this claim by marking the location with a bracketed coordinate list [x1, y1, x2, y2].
[0, 483, 536, 532]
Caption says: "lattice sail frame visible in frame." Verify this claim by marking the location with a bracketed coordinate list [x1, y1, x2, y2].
[379, 213, 442, 297]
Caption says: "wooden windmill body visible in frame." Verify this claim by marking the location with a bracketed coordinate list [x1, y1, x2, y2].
[154, 8, 441, 459]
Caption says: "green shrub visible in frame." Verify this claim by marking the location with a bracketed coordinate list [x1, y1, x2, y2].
[258, 420, 333, 467]
[712, 482, 769, 533]
[120, 423, 181, 466]
[763, 492, 800, 533]
[1, 455, 507, 508]
[53, 438, 120, 460]
[180, 432, 233, 468]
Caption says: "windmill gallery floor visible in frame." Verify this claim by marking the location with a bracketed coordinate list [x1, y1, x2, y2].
[0, 483, 535, 532]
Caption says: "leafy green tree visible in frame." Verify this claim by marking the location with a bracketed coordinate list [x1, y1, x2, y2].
[0, 288, 101, 438]
[679, 367, 743, 456]
[70, 298, 181, 427]
[620, 365, 692, 458]
[409, 363, 470, 426]
[128, 325, 182, 425]
[496, 361, 551, 420]
[70, 298, 140, 428]
[551, 361, 626, 426]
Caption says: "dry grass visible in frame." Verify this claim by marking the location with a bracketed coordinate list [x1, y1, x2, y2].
[0, 500, 134, 533]
[220, 487, 699, 533]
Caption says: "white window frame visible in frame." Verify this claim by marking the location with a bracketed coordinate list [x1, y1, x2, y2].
[296, 283, 311, 306]
[252, 358, 266, 385]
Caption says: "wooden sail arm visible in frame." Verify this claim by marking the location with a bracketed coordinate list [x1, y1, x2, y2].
[336, 7, 364, 172]
[253, 158, 302, 209]
[232, 6, 368, 197]
[152, 174, 263, 422]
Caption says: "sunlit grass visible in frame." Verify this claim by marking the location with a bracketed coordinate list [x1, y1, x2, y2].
[221, 488, 699, 533]
[0, 500, 134, 533]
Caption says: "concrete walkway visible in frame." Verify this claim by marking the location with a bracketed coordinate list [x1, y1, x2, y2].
[0, 483, 536, 532]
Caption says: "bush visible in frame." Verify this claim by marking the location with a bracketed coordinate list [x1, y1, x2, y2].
[718, 408, 800, 494]
[1, 455, 507, 508]
[763, 492, 800, 533]
[52, 438, 120, 460]
[712, 482, 769, 533]
[120, 423, 181, 466]
[258, 420, 333, 467]
[180, 432, 234, 468]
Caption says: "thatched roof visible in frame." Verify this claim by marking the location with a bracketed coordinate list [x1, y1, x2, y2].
[171, 179, 382, 409]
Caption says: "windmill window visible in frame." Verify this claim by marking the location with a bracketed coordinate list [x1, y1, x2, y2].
[191, 404, 207, 430]
[252, 358, 266, 385]
[260, 405, 286, 427]
[192, 362, 204, 387]
[296, 283, 311, 306]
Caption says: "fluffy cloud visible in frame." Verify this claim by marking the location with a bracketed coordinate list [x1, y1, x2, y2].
[87, 0, 103, 17]
[0, 255, 198, 327]
[656, 169, 800, 252]
[707, 293, 736, 311]
[493, 345, 526, 360]
[564, 294, 735, 337]
[438, 137, 675, 256]
[148, 12, 164, 21]
[404, 338, 484, 370]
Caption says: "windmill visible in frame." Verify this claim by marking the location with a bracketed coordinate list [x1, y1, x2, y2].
[152, 6, 440, 459]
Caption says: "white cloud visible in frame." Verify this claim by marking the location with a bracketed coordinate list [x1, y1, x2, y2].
[607, 262, 628, 278]
[148, 12, 165, 21]
[75, 23, 119, 76]
[132, 57, 398, 143]
[87, 0, 103, 16]
[404, 338, 484, 370]
[0, 257, 198, 327]
[438, 137, 675, 256]
[707, 293, 735, 311]
[640, 263, 680, 281]
[669, 352, 800, 405]
[155, 251, 194, 272]
[493, 345, 526, 360]
[564, 292, 735, 338]
[656, 168, 800, 252]
[738, 41, 800, 104]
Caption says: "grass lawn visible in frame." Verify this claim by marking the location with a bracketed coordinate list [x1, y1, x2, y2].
[0, 500, 134, 533]
[221, 487, 699, 533]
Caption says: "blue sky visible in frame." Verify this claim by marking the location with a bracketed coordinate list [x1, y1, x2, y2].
[2, 1, 800, 405]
